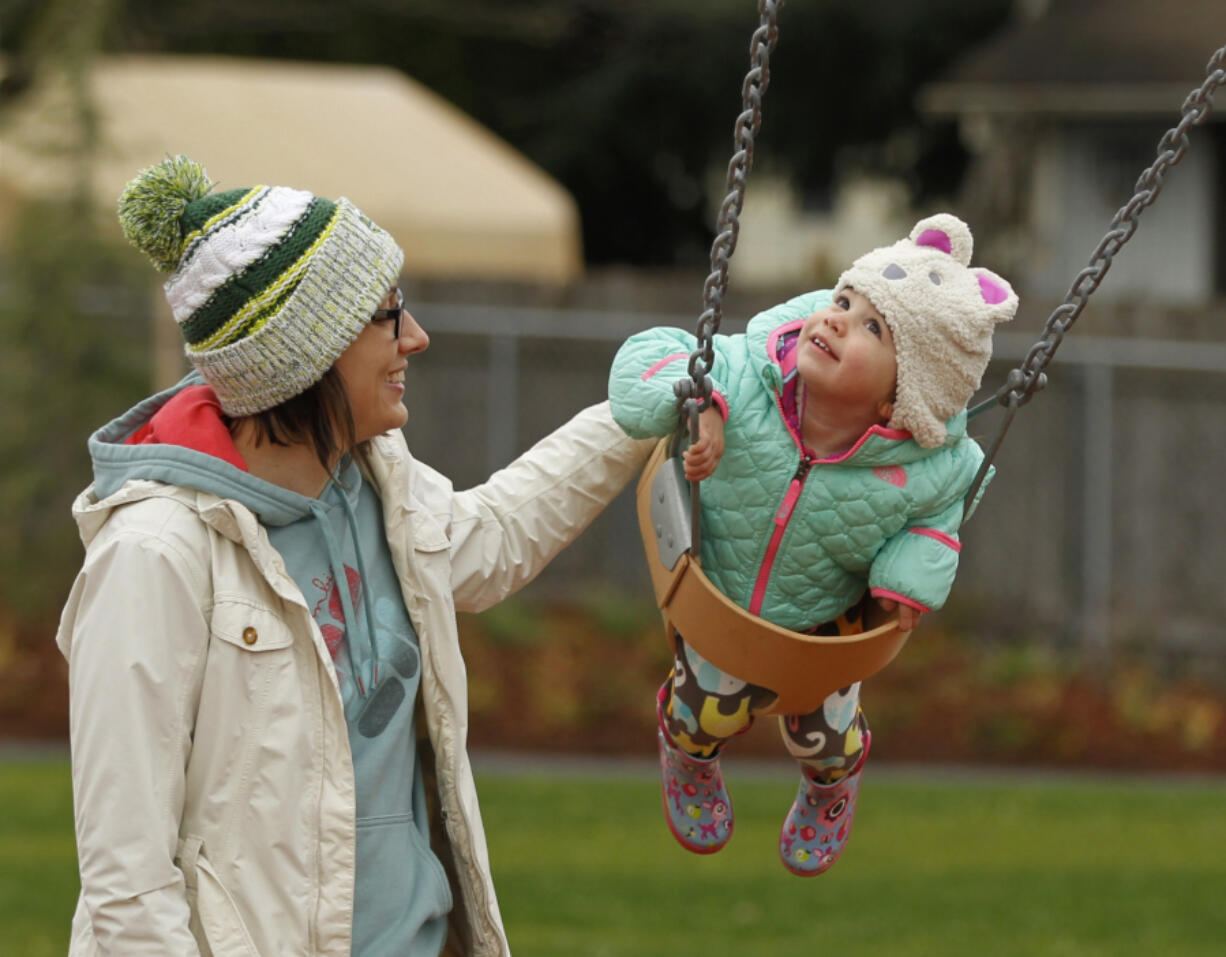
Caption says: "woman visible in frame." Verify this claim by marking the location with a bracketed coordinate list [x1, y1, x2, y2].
[56, 156, 652, 956]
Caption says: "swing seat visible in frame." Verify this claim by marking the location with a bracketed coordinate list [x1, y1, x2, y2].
[636, 438, 910, 716]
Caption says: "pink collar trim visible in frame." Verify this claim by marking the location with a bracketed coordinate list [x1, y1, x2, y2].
[125, 384, 249, 471]
[765, 319, 806, 371]
[814, 423, 913, 463]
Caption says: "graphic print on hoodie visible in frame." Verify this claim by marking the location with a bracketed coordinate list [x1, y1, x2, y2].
[294, 482, 422, 738]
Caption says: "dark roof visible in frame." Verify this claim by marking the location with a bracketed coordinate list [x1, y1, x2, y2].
[922, 0, 1226, 117]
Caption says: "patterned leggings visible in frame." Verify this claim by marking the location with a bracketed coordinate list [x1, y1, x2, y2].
[660, 605, 870, 782]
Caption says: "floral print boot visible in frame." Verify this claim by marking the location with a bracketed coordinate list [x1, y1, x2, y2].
[779, 730, 871, 876]
[656, 684, 733, 854]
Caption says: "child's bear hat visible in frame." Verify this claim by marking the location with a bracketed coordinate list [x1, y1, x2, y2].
[836, 213, 1018, 448]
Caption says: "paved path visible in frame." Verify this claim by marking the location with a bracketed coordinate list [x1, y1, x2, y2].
[5, 740, 1223, 788]
[470, 749, 1226, 788]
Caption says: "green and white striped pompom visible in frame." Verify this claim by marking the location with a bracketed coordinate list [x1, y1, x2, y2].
[117, 155, 214, 272]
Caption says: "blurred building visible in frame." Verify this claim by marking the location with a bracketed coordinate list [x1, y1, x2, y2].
[730, 1, 1226, 304]
[0, 53, 584, 388]
[0, 53, 582, 287]
[921, 0, 1226, 304]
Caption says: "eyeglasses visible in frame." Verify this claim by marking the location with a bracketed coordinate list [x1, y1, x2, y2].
[370, 287, 405, 339]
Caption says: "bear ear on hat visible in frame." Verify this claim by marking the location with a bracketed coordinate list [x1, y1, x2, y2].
[972, 267, 1019, 324]
[909, 213, 973, 266]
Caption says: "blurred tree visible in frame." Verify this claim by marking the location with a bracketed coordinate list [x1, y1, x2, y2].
[0, 0, 149, 634]
[2, 0, 1011, 266]
[0, 205, 150, 627]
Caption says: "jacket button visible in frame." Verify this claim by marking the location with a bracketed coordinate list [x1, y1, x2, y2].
[242, 627, 258, 646]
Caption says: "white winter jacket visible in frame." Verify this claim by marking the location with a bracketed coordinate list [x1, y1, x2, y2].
[56, 401, 652, 956]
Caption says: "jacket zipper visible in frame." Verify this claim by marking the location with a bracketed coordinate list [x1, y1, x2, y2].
[748, 452, 814, 615]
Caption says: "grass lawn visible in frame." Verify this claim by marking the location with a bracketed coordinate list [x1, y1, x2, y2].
[4, 755, 1224, 956]
[0, 756, 79, 957]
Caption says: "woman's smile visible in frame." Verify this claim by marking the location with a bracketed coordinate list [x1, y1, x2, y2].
[334, 292, 429, 443]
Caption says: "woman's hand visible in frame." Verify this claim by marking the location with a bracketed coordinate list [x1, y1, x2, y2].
[682, 406, 726, 481]
[875, 597, 922, 633]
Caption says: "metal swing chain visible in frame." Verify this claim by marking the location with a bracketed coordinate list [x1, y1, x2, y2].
[962, 43, 1226, 517]
[675, 0, 783, 556]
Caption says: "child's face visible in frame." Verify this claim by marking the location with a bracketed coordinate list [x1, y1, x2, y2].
[796, 288, 898, 423]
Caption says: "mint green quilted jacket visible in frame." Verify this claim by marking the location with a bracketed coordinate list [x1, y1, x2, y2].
[610, 289, 990, 631]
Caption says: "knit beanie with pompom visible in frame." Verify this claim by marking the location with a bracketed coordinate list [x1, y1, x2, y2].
[835, 213, 1018, 448]
[117, 155, 404, 416]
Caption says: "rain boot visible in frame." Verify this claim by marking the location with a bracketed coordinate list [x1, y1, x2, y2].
[655, 684, 733, 854]
[778, 730, 871, 876]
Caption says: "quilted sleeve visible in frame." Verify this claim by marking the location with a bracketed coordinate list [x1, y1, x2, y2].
[868, 495, 966, 613]
[869, 434, 995, 611]
[608, 325, 732, 439]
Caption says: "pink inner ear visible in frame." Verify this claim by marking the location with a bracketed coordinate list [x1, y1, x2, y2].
[915, 229, 952, 255]
[978, 274, 1009, 304]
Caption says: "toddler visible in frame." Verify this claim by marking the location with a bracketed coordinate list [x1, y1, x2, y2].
[609, 214, 1017, 874]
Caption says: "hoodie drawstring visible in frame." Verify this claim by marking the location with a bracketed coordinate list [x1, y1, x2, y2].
[308, 493, 380, 698]
[340, 488, 381, 689]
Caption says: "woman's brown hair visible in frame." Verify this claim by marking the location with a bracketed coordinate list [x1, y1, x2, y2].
[229, 366, 364, 477]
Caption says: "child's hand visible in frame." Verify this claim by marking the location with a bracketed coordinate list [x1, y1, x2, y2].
[876, 597, 922, 633]
[682, 406, 726, 481]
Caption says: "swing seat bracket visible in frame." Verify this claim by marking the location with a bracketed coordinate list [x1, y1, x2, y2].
[647, 449, 692, 572]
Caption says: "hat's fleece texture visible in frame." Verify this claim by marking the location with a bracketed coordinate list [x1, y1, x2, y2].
[836, 213, 1017, 447]
[118, 155, 404, 416]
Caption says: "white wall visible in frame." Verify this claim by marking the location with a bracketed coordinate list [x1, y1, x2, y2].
[728, 174, 912, 289]
[716, 122, 1219, 304]
[1027, 123, 1216, 304]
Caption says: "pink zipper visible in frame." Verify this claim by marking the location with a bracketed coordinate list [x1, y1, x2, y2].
[749, 454, 813, 615]
[748, 390, 816, 615]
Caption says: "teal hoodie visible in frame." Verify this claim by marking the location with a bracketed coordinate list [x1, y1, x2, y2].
[88, 374, 450, 956]
[609, 289, 991, 631]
